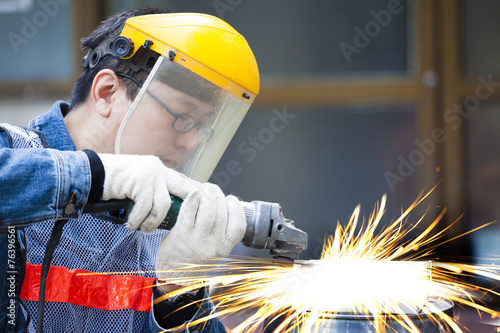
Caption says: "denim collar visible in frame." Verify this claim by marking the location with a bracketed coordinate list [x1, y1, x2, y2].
[29, 100, 77, 151]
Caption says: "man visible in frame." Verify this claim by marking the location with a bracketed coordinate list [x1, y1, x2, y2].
[0, 8, 260, 332]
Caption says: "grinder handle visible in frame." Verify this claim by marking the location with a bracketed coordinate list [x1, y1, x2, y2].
[82, 195, 182, 230]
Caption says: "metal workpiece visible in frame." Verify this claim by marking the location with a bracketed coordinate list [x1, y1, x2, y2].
[265, 297, 454, 333]
[241, 201, 308, 259]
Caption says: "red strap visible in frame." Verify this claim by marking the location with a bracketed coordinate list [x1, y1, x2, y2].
[20, 263, 155, 312]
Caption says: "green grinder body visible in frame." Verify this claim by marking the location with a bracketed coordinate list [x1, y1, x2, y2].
[123, 195, 183, 230]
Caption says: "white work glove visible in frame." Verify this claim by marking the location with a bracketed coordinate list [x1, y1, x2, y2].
[98, 154, 201, 232]
[155, 183, 246, 285]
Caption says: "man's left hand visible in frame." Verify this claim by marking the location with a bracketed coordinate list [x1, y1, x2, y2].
[155, 183, 246, 289]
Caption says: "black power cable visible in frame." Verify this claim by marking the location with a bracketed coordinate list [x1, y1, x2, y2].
[36, 219, 68, 333]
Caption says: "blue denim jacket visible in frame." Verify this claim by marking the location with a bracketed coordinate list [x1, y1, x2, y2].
[0, 101, 226, 332]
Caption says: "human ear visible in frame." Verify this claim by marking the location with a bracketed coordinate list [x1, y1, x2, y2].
[90, 69, 120, 118]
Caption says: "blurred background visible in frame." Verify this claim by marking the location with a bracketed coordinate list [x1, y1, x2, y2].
[1, 0, 500, 325]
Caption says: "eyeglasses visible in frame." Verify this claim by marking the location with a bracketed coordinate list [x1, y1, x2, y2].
[116, 72, 214, 143]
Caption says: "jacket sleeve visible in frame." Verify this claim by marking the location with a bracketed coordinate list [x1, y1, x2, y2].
[148, 288, 227, 333]
[0, 132, 93, 226]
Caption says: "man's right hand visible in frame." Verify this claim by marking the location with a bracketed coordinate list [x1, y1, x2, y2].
[97, 154, 201, 232]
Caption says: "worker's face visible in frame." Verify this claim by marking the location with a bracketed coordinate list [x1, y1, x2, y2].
[117, 81, 214, 170]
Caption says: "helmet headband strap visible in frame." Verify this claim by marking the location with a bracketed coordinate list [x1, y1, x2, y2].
[82, 35, 158, 73]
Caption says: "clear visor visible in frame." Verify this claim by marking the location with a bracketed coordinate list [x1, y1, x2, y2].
[115, 56, 252, 182]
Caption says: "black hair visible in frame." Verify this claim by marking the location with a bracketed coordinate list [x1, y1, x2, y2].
[69, 8, 171, 111]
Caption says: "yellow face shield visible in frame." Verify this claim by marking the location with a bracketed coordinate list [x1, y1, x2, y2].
[115, 55, 253, 182]
[83, 13, 259, 181]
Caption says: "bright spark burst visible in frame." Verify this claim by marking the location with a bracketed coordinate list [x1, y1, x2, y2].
[152, 189, 500, 332]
